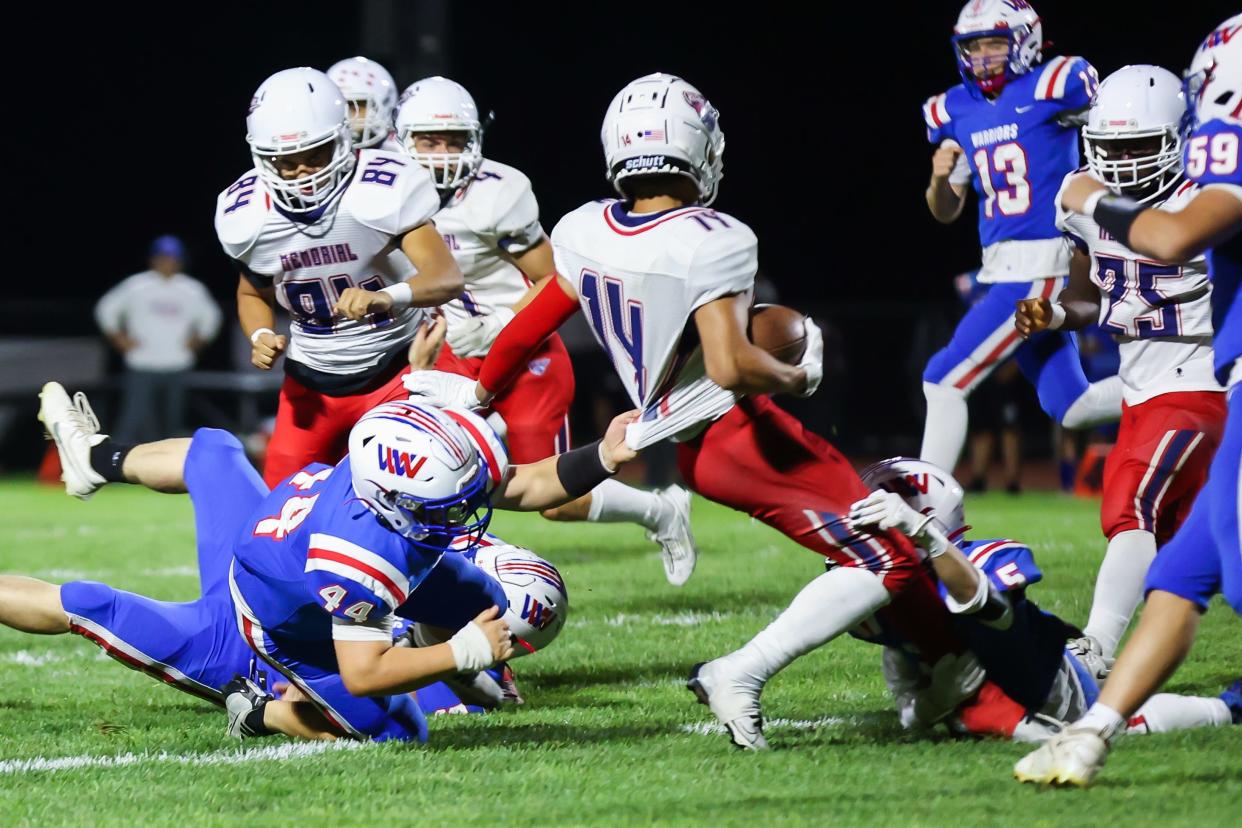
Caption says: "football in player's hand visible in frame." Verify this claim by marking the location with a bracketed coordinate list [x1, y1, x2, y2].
[748, 304, 807, 364]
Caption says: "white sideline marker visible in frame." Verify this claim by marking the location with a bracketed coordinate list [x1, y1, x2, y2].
[0, 740, 369, 775]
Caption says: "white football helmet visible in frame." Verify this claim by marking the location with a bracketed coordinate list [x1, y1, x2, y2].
[469, 543, 568, 657]
[951, 0, 1043, 98]
[246, 68, 355, 214]
[1184, 14, 1242, 131]
[347, 401, 495, 550]
[327, 56, 398, 149]
[395, 77, 484, 194]
[601, 73, 725, 205]
[1083, 66, 1186, 204]
[860, 457, 968, 542]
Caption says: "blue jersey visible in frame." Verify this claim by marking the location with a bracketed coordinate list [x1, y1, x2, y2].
[923, 56, 1097, 247]
[230, 459, 444, 642]
[1184, 118, 1242, 384]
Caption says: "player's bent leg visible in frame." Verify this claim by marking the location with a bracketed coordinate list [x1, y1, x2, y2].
[60, 581, 228, 705]
[263, 376, 342, 488]
[185, 429, 269, 596]
[1125, 693, 1233, 734]
[118, 438, 194, 492]
[688, 566, 891, 750]
[0, 576, 69, 634]
[920, 382, 969, 472]
[919, 281, 1032, 469]
[1014, 324, 1122, 429]
[1208, 391, 1242, 614]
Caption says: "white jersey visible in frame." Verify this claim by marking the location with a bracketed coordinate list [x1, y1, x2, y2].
[215, 149, 441, 380]
[435, 159, 546, 355]
[551, 200, 758, 449]
[1056, 177, 1221, 405]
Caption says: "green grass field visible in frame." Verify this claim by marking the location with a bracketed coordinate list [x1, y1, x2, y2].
[0, 481, 1238, 826]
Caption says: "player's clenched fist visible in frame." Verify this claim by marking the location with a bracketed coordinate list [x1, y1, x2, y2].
[930, 141, 964, 182]
[251, 331, 287, 370]
[1014, 297, 1054, 339]
[334, 286, 394, 321]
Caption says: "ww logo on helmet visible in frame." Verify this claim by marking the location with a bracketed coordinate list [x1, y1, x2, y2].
[377, 444, 427, 478]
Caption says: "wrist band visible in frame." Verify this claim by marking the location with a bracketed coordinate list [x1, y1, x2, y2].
[1048, 303, 1067, 330]
[1080, 189, 1106, 216]
[380, 281, 414, 311]
[1092, 193, 1145, 248]
[250, 327, 275, 344]
[555, 439, 616, 498]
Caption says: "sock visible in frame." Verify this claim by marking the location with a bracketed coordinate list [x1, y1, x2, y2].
[1062, 375, 1123, 430]
[1084, 530, 1158, 657]
[920, 382, 969, 471]
[1076, 702, 1125, 741]
[88, 439, 135, 483]
[242, 704, 273, 738]
[721, 567, 891, 689]
[586, 479, 667, 532]
[1126, 694, 1232, 734]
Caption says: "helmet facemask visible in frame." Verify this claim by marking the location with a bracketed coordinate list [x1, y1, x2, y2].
[1083, 129, 1183, 204]
[344, 94, 393, 149]
[251, 124, 356, 214]
[374, 461, 493, 553]
[952, 26, 1040, 98]
[400, 126, 483, 195]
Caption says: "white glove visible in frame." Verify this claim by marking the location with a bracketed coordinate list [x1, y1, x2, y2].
[847, 490, 933, 536]
[447, 308, 514, 358]
[795, 317, 824, 397]
[402, 370, 485, 410]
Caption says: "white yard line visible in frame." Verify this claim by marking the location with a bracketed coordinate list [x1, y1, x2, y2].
[0, 740, 369, 775]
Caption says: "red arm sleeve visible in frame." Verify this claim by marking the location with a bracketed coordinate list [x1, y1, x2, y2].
[478, 276, 580, 394]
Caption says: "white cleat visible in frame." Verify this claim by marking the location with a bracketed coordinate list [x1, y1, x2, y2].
[687, 659, 768, 750]
[649, 485, 698, 587]
[1068, 635, 1114, 682]
[37, 382, 107, 500]
[1013, 725, 1110, 787]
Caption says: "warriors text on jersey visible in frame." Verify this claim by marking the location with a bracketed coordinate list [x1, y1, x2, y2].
[924, 56, 1098, 282]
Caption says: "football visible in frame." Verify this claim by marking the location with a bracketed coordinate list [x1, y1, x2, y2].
[749, 303, 808, 364]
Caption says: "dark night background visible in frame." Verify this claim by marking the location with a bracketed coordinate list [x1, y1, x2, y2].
[2, 0, 1235, 467]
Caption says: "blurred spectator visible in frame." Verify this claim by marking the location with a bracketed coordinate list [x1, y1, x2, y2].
[94, 235, 221, 441]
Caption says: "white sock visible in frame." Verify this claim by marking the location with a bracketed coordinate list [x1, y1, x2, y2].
[1127, 694, 1232, 734]
[1084, 530, 1158, 657]
[920, 382, 969, 471]
[721, 567, 891, 689]
[586, 478, 667, 532]
[1076, 702, 1126, 741]
[1062, 375, 1123, 429]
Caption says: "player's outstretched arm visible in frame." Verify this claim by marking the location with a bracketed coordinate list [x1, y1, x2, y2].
[491, 411, 639, 511]
[694, 294, 812, 396]
[446, 239, 558, 357]
[1063, 176, 1242, 263]
[926, 141, 967, 224]
[335, 607, 512, 696]
[405, 274, 581, 408]
[1015, 248, 1099, 338]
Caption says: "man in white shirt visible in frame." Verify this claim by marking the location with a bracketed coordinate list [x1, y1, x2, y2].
[94, 235, 222, 440]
